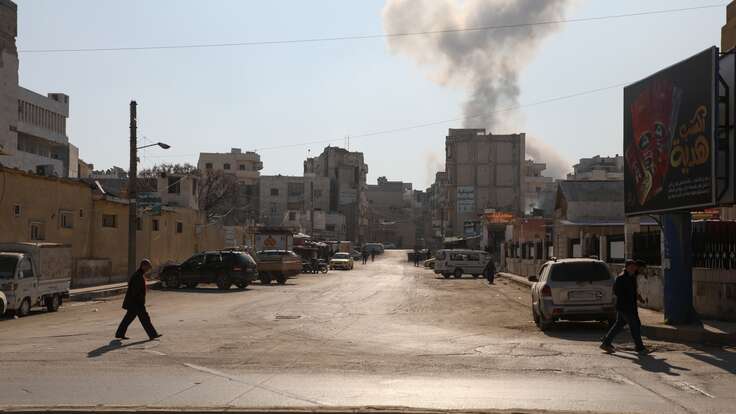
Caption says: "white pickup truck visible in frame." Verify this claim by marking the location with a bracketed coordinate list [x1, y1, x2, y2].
[0, 243, 72, 317]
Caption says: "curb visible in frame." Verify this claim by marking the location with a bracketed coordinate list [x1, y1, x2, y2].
[69, 281, 160, 302]
[497, 272, 532, 288]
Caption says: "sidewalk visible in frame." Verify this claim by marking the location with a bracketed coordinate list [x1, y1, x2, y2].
[69, 280, 160, 301]
[496, 272, 736, 346]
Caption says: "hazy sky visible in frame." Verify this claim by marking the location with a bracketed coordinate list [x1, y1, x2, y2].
[18, 0, 726, 187]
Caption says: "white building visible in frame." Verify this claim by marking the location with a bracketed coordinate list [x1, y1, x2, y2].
[567, 155, 624, 181]
[197, 148, 263, 185]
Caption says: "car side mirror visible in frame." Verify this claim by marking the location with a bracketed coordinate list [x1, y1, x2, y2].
[528, 276, 538, 283]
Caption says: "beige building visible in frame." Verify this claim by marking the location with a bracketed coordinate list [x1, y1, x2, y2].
[0, 1, 78, 178]
[258, 174, 331, 229]
[304, 146, 368, 242]
[0, 166, 236, 287]
[445, 129, 525, 237]
[197, 148, 263, 185]
[523, 160, 556, 216]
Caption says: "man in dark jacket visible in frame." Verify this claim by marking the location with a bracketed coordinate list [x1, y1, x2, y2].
[484, 258, 496, 284]
[600, 259, 647, 354]
[115, 259, 161, 340]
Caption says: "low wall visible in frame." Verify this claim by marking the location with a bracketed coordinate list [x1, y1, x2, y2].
[73, 259, 113, 288]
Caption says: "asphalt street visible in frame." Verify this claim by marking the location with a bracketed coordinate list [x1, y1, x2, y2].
[0, 251, 734, 413]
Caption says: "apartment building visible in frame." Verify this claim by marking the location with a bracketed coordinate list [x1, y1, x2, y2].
[304, 146, 368, 242]
[445, 129, 525, 237]
[566, 155, 624, 181]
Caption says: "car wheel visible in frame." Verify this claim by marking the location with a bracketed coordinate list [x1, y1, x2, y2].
[185, 282, 198, 289]
[235, 281, 249, 290]
[276, 274, 287, 285]
[260, 273, 272, 285]
[163, 272, 181, 289]
[17, 298, 31, 317]
[453, 268, 463, 279]
[46, 294, 60, 312]
[442, 273, 450, 279]
[472, 274, 479, 278]
[216, 274, 232, 290]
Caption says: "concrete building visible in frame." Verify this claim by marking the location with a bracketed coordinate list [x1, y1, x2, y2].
[365, 177, 421, 248]
[523, 160, 556, 216]
[426, 171, 449, 244]
[197, 148, 263, 185]
[723, 0, 736, 52]
[304, 146, 368, 243]
[566, 155, 624, 181]
[259, 175, 330, 225]
[156, 174, 199, 210]
[0, 2, 78, 177]
[445, 129, 525, 237]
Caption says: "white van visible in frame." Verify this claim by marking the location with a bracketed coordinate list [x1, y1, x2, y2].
[433, 249, 491, 279]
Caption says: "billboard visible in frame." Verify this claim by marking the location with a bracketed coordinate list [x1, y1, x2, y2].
[624, 47, 718, 215]
[457, 186, 475, 214]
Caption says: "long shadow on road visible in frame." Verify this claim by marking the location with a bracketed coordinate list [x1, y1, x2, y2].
[611, 352, 690, 376]
[541, 321, 611, 342]
[88, 339, 150, 358]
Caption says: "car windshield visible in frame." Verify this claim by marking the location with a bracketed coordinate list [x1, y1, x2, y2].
[0, 256, 17, 279]
[333, 253, 350, 259]
[549, 262, 611, 282]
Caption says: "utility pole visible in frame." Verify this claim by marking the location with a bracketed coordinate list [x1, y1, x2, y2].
[128, 101, 138, 277]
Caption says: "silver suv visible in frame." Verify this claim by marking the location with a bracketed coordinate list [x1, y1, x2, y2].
[529, 258, 616, 330]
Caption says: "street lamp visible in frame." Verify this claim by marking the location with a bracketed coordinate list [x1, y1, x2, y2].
[128, 101, 171, 276]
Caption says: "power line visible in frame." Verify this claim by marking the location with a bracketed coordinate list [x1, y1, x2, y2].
[141, 79, 627, 159]
[19, 4, 724, 54]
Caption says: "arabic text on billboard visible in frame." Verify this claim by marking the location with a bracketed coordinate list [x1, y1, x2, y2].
[457, 186, 475, 214]
[624, 47, 717, 215]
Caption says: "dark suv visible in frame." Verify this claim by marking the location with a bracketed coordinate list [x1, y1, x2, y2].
[160, 250, 258, 290]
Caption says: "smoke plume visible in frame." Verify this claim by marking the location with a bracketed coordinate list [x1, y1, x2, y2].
[423, 149, 445, 187]
[383, 0, 574, 178]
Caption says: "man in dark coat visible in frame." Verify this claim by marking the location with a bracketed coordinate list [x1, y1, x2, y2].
[484, 258, 496, 284]
[115, 259, 161, 340]
[600, 259, 647, 354]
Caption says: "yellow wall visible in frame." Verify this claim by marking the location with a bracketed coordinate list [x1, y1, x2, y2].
[0, 167, 232, 280]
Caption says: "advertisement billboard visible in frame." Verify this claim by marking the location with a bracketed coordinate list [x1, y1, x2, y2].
[624, 47, 718, 215]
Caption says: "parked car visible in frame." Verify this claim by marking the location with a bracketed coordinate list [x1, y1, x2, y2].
[256, 250, 302, 284]
[350, 250, 363, 261]
[0, 243, 71, 317]
[160, 250, 258, 290]
[433, 249, 490, 278]
[528, 258, 616, 331]
[382, 242, 397, 249]
[330, 252, 354, 270]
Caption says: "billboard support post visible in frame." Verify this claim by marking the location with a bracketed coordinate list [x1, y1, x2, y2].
[662, 212, 696, 324]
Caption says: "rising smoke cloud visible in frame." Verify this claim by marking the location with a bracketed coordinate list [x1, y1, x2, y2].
[383, 0, 574, 178]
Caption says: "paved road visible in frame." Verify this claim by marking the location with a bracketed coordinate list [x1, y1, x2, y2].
[1, 251, 734, 413]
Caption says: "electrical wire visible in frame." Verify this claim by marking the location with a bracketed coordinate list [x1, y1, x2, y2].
[19, 3, 724, 54]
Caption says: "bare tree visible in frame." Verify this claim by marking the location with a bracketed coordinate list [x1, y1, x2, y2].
[198, 170, 239, 221]
[138, 163, 197, 178]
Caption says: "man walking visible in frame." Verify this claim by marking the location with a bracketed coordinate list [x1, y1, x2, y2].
[484, 257, 496, 284]
[362, 250, 368, 265]
[600, 259, 647, 354]
[413, 248, 421, 267]
[371, 251, 376, 262]
[115, 259, 161, 341]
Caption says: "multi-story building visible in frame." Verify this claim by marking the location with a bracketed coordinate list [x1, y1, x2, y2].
[566, 155, 624, 181]
[304, 146, 368, 243]
[197, 148, 263, 185]
[0, 1, 78, 177]
[523, 160, 556, 216]
[427, 171, 449, 243]
[445, 129, 525, 237]
[198, 148, 263, 226]
[366, 177, 416, 247]
[258, 175, 330, 225]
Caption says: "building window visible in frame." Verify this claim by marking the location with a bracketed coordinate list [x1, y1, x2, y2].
[289, 211, 296, 221]
[30, 221, 44, 240]
[13, 204, 21, 217]
[223, 163, 231, 170]
[239, 164, 246, 171]
[102, 214, 117, 228]
[270, 188, 279, 196]
[152, 219, 160, 231]
[168, 176, 181, 194]
[205, 163, 213, 169]
[326, 224, 336, 232]
[59, 210, 74, 229]
[136, 217, 142, 231]
[176, 222, 183, 233]
[79, 208, 84, 218]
